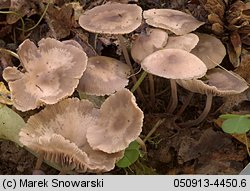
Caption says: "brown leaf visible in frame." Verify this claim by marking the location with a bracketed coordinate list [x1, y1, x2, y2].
[230, 31, 242, 59]
[226, 42, 239, 67]
[47, 4, 73, 39]
[178, 129, 230, 163]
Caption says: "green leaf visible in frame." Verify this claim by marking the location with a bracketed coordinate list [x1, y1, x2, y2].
[220, 114, 250, 119]
[78, 91, 105, 108]
[116, 140, 140, 168]
[220, 114, 242, 119]
[221, 116, 250, 134]
[0, 104, 25, 146]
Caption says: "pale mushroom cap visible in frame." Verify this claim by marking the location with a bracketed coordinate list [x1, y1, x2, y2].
[82, 142, 124, 173]
[77, 56, 130, 96]
[19, 98, 122, 173]
[3, 38, 88, 111]
[87, 88, 144, 153]
[143, 9, 204, 35]
[62, 39, 83, 50]
[191, 33, 226, 69]
[164, 33, 199, 52]
[131, 28, 168, 63]
[79, 3, 142, 34]
[176, 68, 249, 96]
[141, 49, 207, 80]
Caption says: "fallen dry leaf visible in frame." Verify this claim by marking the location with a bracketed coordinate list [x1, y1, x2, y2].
[0, 82, 12, 105]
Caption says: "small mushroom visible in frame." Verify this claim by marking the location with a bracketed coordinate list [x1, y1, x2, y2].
[19, 98, 123, 173]
[143, 9, 204, 35]
[164, 33, 199, 52]
[77, 56, 130, 96]
[79, 3, 144, 100]
[3, 38, 88, 111]
[141, 48, 207, 113]
[191, 33, 226, 69]
[130, 28, 168, 105]
[176, 68, 249, 127]
[131, 28, 168, 63]
[87, 88, 144, 153]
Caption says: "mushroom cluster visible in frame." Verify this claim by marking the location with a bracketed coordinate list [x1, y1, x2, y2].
[19, 88, 143, 173]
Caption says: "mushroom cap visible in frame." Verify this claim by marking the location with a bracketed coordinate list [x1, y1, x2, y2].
[87, 88, 144, 153]
[79, 3, 142, 34]
[77, 56, 130, 96]
[191, 33, 226, 69]
[143, 9, 204, 35]
[141, 48, 207, 80]
[164, 33, 199, 52]
[3, 38, 88, 111]
[131, 28, 168, 63]
[19, 98, 123, 173]
[176, 68, 249, 96]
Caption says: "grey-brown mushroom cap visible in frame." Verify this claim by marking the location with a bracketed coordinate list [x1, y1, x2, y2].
[87, 88, 144, 154]
[143, 9, 204, 35]
[19, 98, 122, 173]
[3, 38, 88, 111]
[79, 3, 142, 34]
[164, 33, 199, 52]
[176, 68, 249, 96]
[131, 28, 168, 63]
[141, 48, 207, 80]
[77, 56, 130, 96]
[81, 142, 124, 173]
[191, 33, 226, 69]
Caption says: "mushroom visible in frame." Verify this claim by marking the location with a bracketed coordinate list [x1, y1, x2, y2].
[131, 28, 168, 63]
[87, 88, 144, 153]
[3, 38, 88, 111]
[77, 56, 130, 96]
[164, 33, 199, 52]
[130, 27, 168, 105]
[191, 33, 226, 69]
[78, 3, 144, 100]
[176, 68, 249, 127]
[143, 9, 204, 35]
[19, 98, 124, 173]
[141, 48, 207, 113]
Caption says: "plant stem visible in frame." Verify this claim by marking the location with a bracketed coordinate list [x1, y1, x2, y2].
[136, 137, 147, 154]
[143, 118, 165, 143]
[167, 79, 178, 114]
[0, 48, 19, 59]
[117, 34, 145, 102]
[179, 93, 213, 127]
[0, 11, 25, 35]
[131, 71, 147, 93]
[22, 1, 50, 32]
[244, 133, 250, 157]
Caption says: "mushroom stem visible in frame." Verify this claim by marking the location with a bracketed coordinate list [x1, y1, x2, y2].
[117, 34, 145, 102]
[176, 92, 194, 116]
[179, 93, 213, 127]
[148, 73, 155, 106]
[167, 79, 178, 114]
[34, 152, 44, 170]
[58, 167, 70, 175]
